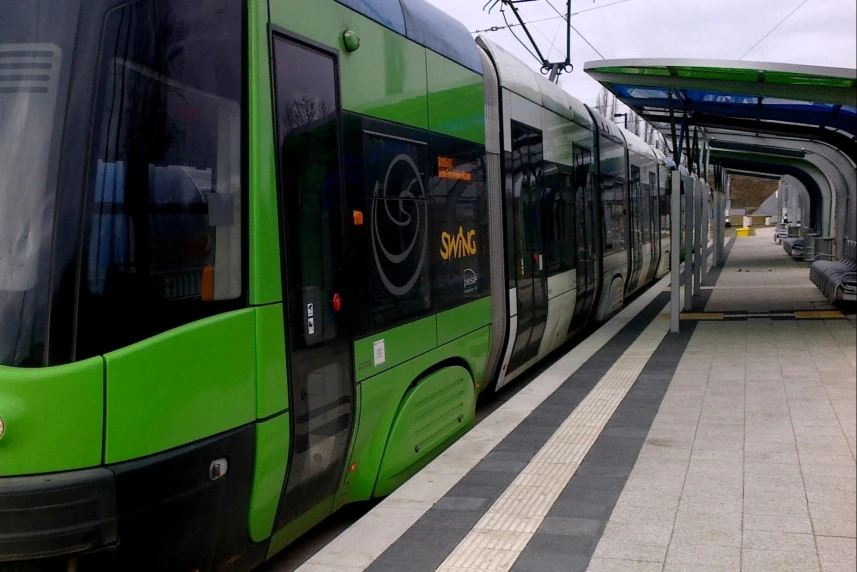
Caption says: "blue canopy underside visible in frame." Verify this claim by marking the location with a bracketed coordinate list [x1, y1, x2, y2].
[610, 83, 857, 135]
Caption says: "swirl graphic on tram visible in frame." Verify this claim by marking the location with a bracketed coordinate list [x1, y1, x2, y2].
[371, 152, 428, 296]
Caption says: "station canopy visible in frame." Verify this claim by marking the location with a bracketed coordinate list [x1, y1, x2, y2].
[584, 59, 857, 142]
[585, 59, 857, 243]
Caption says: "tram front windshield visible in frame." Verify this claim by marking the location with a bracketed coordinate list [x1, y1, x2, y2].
[1, 0, 243, 367]
[0, 1, 81, 366]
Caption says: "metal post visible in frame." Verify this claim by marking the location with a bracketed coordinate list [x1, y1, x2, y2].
[726, 174, 732, 222]
[701, 183, 710, 284]
[714, 190, 720, 266]
[707, 185, 712, 261]
[776, 180, 783, 224]
[670, 170, 681, 333]
[684, 175, 694, 311]
[704, 145, 711, 179]
[693, 178, 703, 296]
[716, 190, 725, 266]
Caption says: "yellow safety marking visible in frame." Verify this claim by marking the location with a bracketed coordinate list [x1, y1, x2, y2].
[794, 310, 845, 319]
[680, 312, 725, 320]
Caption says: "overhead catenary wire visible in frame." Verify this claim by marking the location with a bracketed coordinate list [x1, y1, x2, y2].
[528, 15, 567, 63]
[544, 0, 607, 59]
[472, 0, 634, 34]
[739, 0, 812, 60]
[570, 0, 634, 17]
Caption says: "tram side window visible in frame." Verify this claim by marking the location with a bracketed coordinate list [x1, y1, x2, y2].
[78, 0, 243, 357]
[649, 171, 659, 244]
[630, 164, 643, 245]
[503, 151, 517, 290]
[659, 170, 671, 240]
[509, 123, 544, 281]
[599, 135, 626, 254]
[430, 133, 489, 310]
[362, 131, 432, 329]
[572, 146, 595, 259]
[543, 162, 575, 276]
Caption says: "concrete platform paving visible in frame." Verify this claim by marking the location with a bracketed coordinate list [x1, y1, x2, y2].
[704, 227, 835, 314]
[291, 229, 855, 572]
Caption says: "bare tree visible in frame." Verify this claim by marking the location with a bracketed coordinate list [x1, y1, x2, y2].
[595, 86, 610, 116]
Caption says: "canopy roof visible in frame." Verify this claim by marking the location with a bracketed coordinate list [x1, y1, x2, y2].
[584, 59, 857, 137]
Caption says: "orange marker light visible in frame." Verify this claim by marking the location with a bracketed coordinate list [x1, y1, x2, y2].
[349, 463, 358, 473]
[201, 265, 215, 301]
[353, 210, 364, 226]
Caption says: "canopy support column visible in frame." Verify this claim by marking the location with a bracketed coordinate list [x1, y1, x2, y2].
[670, 170, 681, 333]
[684, 175, 694, 311]
[693, 177, 703, 296]
[704, 185, 709, 277]
[777, 180, 784, 225]
[715, 189, 725, 266]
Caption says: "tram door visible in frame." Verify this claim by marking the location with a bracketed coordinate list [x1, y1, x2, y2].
[271, 35, 355, 528]
[507, 123, 549, 373]
[627, 165, 644, 292]
[646, 171, 660, 283]
[571, 147, 597, 324]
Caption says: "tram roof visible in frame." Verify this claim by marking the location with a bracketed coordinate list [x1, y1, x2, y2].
[335, 0, 483, 74]
[584, 58, 857, 137]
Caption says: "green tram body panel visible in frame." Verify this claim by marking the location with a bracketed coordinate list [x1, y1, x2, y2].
[427, 50, 486, 145]
[0, 358, 103, 477]
[254, 304, 289, 419]
[345, 321, 490, 504]
[104, 310, 257, 464]
[269, 0, 430, 131]
[374, 364, 476, 496]
[248, 412, 291, 544]
[249, 0, 282, 306]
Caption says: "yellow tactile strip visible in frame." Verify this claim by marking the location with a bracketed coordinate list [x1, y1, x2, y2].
[794, 310, 846, 319]
[674, 310, 847, 321]
[435, 307, 670, 572]
[679, 312, 726, 320]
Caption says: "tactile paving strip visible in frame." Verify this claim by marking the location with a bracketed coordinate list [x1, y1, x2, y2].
[678, 310, 846, 321]
[435, 306, 671, 572]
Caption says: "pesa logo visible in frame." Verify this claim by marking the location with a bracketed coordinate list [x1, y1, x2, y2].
[463, 268, 478, 294]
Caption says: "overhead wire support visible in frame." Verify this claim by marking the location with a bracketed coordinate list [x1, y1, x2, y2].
[470, 14, 565, 35]
[507, 1, 552, 68]
[484, 0, 573, 82]
[500, 4, 543, 65]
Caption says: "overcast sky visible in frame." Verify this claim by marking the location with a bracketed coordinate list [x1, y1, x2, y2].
[425, 0, 857, 113]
